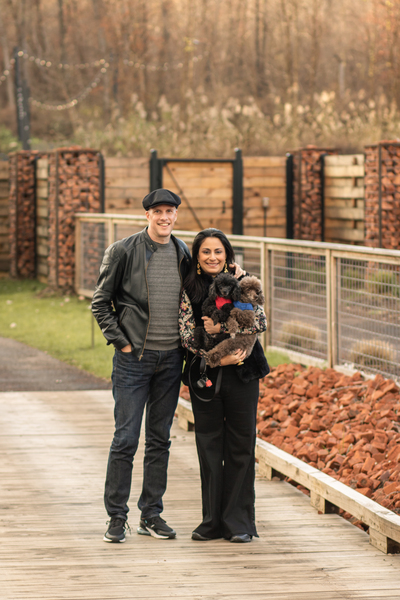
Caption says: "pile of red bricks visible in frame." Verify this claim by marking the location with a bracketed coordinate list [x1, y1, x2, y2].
[292, 146, 337, 241]
[257, 363, 400, 516]
[365, 140, 400, 249]
[181, 362, 400, 523]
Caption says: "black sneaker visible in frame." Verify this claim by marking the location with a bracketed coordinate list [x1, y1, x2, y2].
[137, 516, 176, 539]
[103, 517, 129, 543]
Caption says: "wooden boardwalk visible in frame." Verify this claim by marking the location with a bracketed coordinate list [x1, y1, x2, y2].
[0, 390, 399, 600]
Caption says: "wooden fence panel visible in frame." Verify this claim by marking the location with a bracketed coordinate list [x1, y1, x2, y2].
[104, 157, 149, 214]
[163, 162, 233, 233]
[0, 160, 9, 271]
[324, 154, 365, 244]
[243, 156, 286, 238]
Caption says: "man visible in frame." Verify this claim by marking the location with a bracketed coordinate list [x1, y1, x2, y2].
[92, 188, 191, 542]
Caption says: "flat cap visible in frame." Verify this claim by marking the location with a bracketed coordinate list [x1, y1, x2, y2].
[142, 188, 181, 210]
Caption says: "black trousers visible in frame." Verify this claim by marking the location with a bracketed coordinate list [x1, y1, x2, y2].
[190, 365, 259, 539]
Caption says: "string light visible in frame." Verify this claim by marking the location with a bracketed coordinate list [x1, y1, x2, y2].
[29, 67, 108, 111]
[0, 58, 14, 86]
[3, 50, 204, 108]
[17, 50, 108, 71]
[122, 55, 203, 71]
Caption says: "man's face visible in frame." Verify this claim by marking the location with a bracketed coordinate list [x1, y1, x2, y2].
[146, 204, 178, 243]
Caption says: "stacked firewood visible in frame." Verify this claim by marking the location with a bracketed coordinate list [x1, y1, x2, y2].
[365, 141, 400, 249]
[47, 148, 102, 290]
[292, 146, 337, 241]
[9, 151, 43, 278]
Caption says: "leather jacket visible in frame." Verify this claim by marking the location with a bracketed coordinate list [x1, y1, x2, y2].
[91, 227, 191, 358]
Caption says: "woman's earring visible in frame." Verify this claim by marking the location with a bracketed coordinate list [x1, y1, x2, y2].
[197, 262, 201, 275]
[223, 262, 228, 273]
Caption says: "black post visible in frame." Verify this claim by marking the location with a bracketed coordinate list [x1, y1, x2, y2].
[149, 149, 162, 191]
[378, 144, 382, 248]
[13, 48, 31, 150]
[98, 152, 105, 212]
[232, 148, 243, 235]
[285, 153, 294, 239]
[320, 153, 327, 242]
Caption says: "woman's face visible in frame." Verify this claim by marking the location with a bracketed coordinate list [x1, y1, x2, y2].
[197, 237, 227, 276]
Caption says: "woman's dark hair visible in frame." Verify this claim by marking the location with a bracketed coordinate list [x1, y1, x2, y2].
[184, 228, 236, 304]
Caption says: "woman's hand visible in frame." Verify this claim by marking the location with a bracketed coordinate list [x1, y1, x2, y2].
[219, 349, 247, 366]
[230, 262, 246, 279]
[202, 316, 221, 334]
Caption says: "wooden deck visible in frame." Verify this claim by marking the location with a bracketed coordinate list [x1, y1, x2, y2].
[0, 390, 399, 599]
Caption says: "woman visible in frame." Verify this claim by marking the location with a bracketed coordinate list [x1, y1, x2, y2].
[179, 228, 269, 543]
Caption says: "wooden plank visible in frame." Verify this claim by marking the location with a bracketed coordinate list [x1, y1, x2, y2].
[176, 398, 195, 431]
[324, 165, 365, 178]
[105, 167, 150, 178]
[243, 166, 286, 178]
[36, 167, 49, 179]
[255, 438, 400, 552]
[243, 176, 286, 187]
[325, 177, 364, 187]
[325, 207, 364, 220]
[325, 186, 364, 199]
[104, 177, 150, 188]
[324, 154, 364, 166]
[104, 156, 148, 167]
[37, 157, 49, 170]
[243, 156, 286, 167]
[324, 228, 365, 242]
[163, 176, 232, 189]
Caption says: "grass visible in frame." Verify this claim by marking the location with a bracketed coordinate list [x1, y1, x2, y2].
[0, 277, 291, 381]
[265, 349, 292, 368]
[0, 277, 113, 380]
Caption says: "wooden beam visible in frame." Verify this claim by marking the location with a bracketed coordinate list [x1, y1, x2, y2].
[325, 207, 364, 220]
[324, 165, 365, 178]
[325, 186, 364, 199]
[255, 438, 400, 553]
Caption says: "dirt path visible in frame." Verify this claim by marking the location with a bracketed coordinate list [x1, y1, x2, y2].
[0, 336, 111, 391]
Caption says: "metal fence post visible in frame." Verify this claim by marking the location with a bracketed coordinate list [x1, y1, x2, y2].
[266, 247, 272, 350]
[320, 153, 327, 242]
[232, 148, 243, 235]
[149, 149, 162, 191]
[326, 248, 338, 368]
[286, 153, 294, 239]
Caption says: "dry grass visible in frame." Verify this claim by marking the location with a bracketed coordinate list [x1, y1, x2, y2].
[350, 339, 395, 369]
[279, 320, 321, 352]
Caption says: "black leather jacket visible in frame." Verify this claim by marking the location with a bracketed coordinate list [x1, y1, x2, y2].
[91, 228, 191, 358]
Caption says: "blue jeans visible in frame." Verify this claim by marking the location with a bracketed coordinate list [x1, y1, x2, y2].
[104, 347, 183, 520]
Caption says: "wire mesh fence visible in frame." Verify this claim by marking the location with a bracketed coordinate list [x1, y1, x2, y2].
[270, 251, 328, 360]
[337, 258, 400, 378]
[75, 213, 400, 380]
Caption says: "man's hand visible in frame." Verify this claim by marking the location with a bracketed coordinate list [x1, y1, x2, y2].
[202, 316, 221, 334]
[230, 262, 246, 279]
[121, 344, 132, 352]
[220, 349, 247, 366]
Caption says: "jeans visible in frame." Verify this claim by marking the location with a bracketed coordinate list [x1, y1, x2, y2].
[104, 347, 183, 520]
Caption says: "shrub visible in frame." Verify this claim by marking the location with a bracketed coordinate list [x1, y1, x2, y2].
[279, 320, 321, 352]
[366, 270, 400, 297]
[350, 339, 395, 369]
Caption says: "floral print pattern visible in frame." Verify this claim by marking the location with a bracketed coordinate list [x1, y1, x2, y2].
[179, 289, 267, 355]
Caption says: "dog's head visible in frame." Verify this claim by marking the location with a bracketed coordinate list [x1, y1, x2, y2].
[209, 273, 241, 302]
[239, 276, 265, 305]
